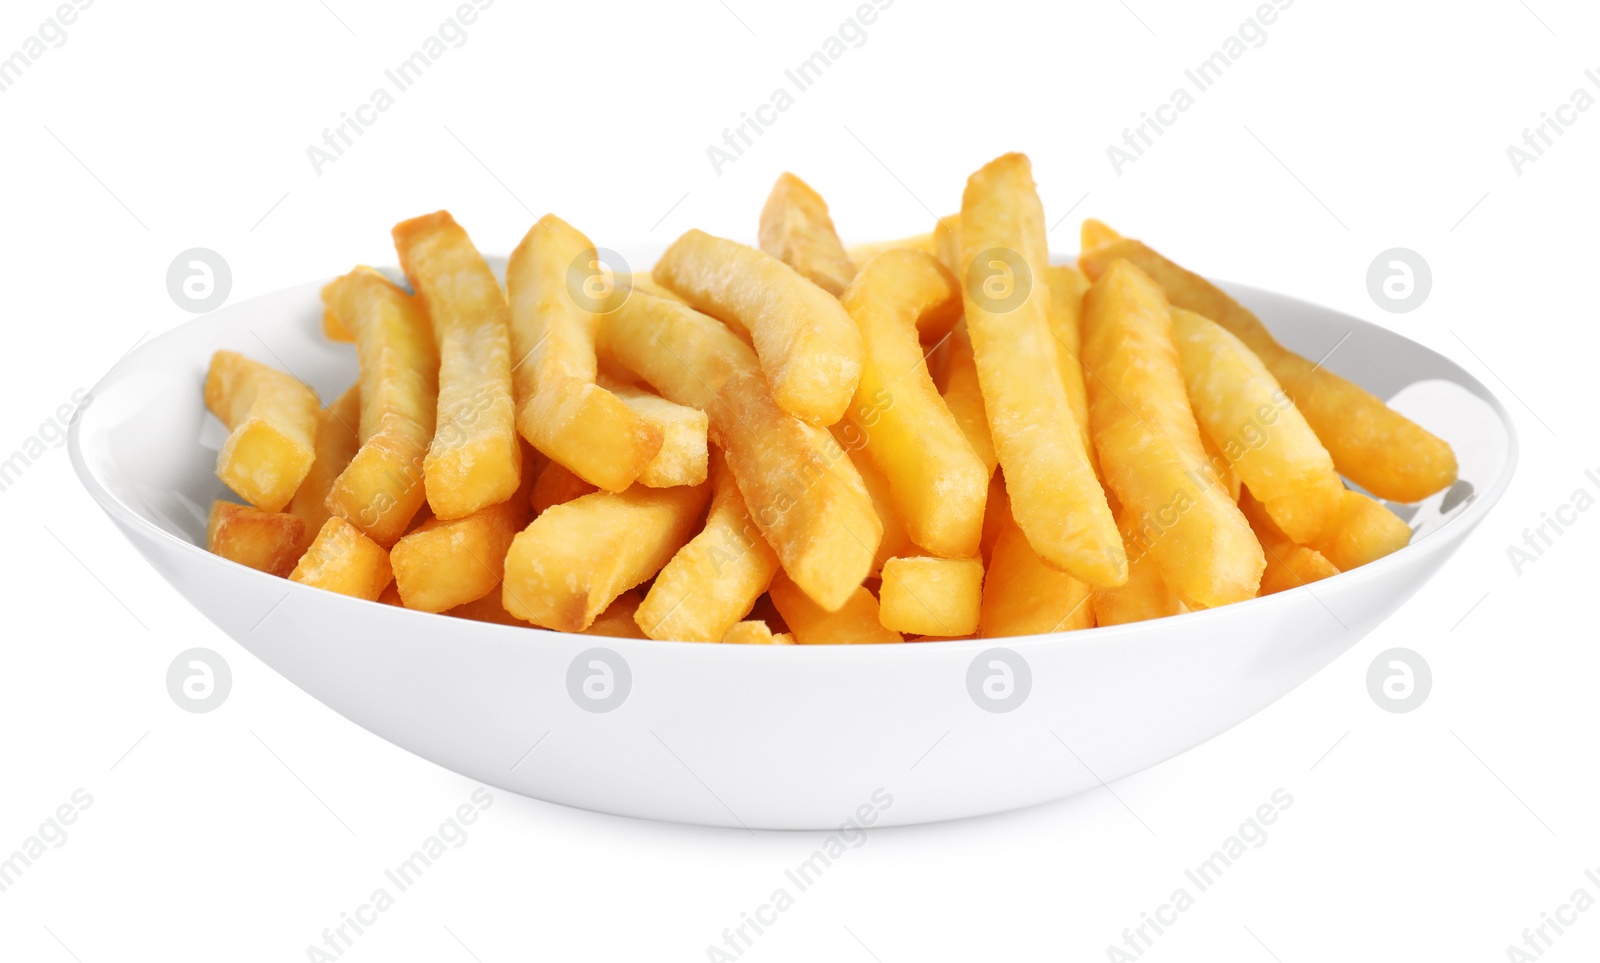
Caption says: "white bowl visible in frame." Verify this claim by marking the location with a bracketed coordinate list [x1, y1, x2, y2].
[69, 255, 1517, 829]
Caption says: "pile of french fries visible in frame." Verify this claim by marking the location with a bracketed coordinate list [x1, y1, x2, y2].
[201, 152, 1456, 643]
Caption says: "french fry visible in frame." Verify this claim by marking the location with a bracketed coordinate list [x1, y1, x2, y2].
[599, 292, 881, 610]
[206, 501, 306, 577]
[204, 350, 321, 512]
[959, 153, 1125, 586]
[502, 483, 711, 632]
[878, 556, 983, 636]
[322, 268, 438, 545]
[759, 172, 857, 297]
[831, 434, 917, 575]
[1081, 260, 1264, 608]
[1079, 218, 1122, 254]
[722, 620, 795, 644]
[939, 323, 998, 477]
[933, 213, 962, 274]
[635, 453, 781, 642]
[842, 249, 987, 558]
[289, 516, 393, 600]
[768, 572, 902, 644]
[607, 381, 710, 488]
[980, 472, 1009, 564]
[1170, 307, 1343, 542]
[653, 229, 863, 425]
[530, 460, 598, 515]
[1091, 504, 1186, 626]
[1045, 264, 1099, 478]
[507, 214, 663, 491]
[1199, 427, 1242, 502]
[621, 272, 688, 304]
[390, 468, 533, 613]
[584, 589, 648, 639]
[393, 211, 522, 519]
[1307, 488, 1412, 571]
[847, 233, 937, 267]
[322, 307, 354, 343]
[979, 509, 1094, 637]
[288, 384, 361, 551]
[1239, 487, 1341, 595]
[447, 588, 528, 627]
[1078, 232, 1458, 502]
[378, 583, 404, 607]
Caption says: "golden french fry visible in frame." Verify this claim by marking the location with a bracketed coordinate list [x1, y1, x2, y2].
[933, 213, 962, 274]
[653, 229, 863, 425]
[507, 214, 663, 491]
[1239, 487, 1341, 595]
[607, 381, 710, 488]
[831, 433, 917, 576]
[447, 588, 527, 626]
[393, 211, 521, 519]
[979, 509, 1094, 637]
[939, 324, 998, 477]
[847, 233, 936, 266]
[1080, 218, 1122, 254]
[1081, 260, 1264, 608]
[206, 501, 306, 577]
[723, 620, 795, 644]
[636, 454, 781, 642]
[289, 516, 393, 600]
[959, 153, 1125, 586]
[322, 268, 438, 545]
[1170, 307, 1343, 543]
[1078, 233, 1457, 502]
[599, 293, 881, 610]
[322, 307, 354, 343]
[768, 572, 901, 644]
[204, 350, 321, 512]
[759, 172, 857, 297]
[1091, 504, 1186, 626]
[842, 249, 987, 558]
[1307, 488, 1412, 571]
[584, 589, 649, 639]
[621, 272, 688, 305]
[878, 556, 983, 636]
[378, 583, 404, 606]
[390, 475, 533, 613]
[530, 460, 598, 515]
[288, 384, 361, 551]
[1045, 264, 1099, 478]
[502, 483, 711, 632]
[1199, 427, 1242, 502]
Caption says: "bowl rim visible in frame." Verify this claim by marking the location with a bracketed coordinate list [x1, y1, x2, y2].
[67, 268, 1520, 656]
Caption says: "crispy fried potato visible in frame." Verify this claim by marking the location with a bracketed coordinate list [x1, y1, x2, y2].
[1091, 504, 1186, 626]
[979, 508, 1094, 637]
[1078, 233, 1457, 502]
[878, 556, 983, 636]
[206, 501, 306, 577]
[599, 292, 881, 610]
[322, 268, 438, 545]
[1045, 264, 1099, 478]
[584, 589, 649, 639]
[933, 213, 962, 275]
[289, 516, 393, 600]
[1199, 427, 1242, 502]
[1080, 218, 1122, 254]
[1170, 307, 1342, 542]
[1082, 260, 1264, 608]
[847, 233, 936, 266]
[390, 470, 533, 613]
[1239, 487, 1341, 595]
[653, 229, 863, 425]
[288, 384, 361, 551]
[636, 453, 781, 642]
[447, 588, 528, 626]
[768, 572, 902, 644]
[606, 381, 710, 488]
[759, 172, 857, 296]
[939, 323, 998, 477]
[722, 620, 795, 644]
[393, 211, 522, 519]
[621, 272, 688, 304]
[842, 249, 986, 558]
[959, 154, 1124, 586]
[204, 350, 321, 512]
[322, 307, 354, 343]
[502, 483, 711, 632]
[830, 433, 917, 576]
[529, 460, 598, 515]
[507, 214, 663, 491]
[1307, 488, 1412, 571]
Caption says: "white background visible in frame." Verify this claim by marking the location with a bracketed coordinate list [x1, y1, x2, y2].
[2, 0, 1598, 960]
